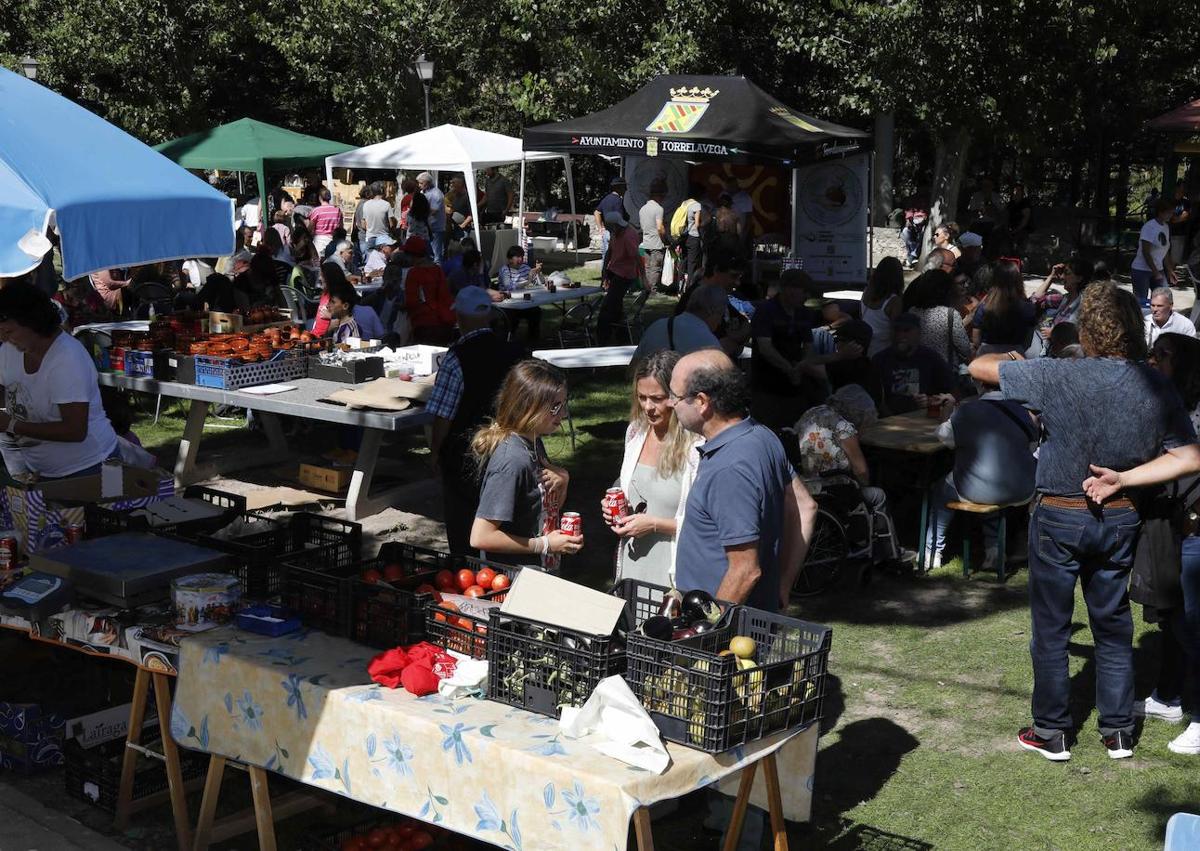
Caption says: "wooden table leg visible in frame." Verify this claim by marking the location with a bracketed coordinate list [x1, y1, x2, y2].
[174, 400, 210, 486]
[721, 761, 758, 851]
[761, 752, 789, 851]
[633, 806, 655, 851]
[248, 765, 278, 851]
[192, 755, 226, 851]
[113, 666, 151, 831]
[152, 672, 193, 851]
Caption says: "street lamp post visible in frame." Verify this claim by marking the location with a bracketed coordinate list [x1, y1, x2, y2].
[19, 56, 39, 80]
[413, 54, 434, 129]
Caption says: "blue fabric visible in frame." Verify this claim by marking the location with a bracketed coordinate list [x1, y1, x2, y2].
[1176, 536, 1200, 723]
[426, 351, 464, 420]
[1028, 502, 1140, 737]
[947, 395, 1037, 505]
[999, 358, 1196, 496]
[351, 305, 385, 340]
[676, 418, 793, 612]
[0, 68, 235, 280]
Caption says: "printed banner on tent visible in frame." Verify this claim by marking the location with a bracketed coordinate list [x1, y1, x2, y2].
[791, 153, 869, 285]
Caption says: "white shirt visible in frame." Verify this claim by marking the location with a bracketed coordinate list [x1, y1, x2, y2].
[363, 249, 388, 277]
[1133, 219, 1171, 272]
[241, 198, 261, 229]
[1146, 311, 1197, 345]
[182, 259, 215, 289]
[632, 313, 720, 363]
[0, 334, 118, 477]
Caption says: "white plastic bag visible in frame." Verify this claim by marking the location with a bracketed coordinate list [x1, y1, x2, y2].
[661, 249, 676, 288]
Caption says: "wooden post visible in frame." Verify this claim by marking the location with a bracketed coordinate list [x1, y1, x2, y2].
[633, 807, 655, 851]
[113, 667, 151, 831]
[248, 766, 278, 851]
[761, 753, 790, 851]
[152, 672, 193, 851]
[721, 762, 758, 851]
[192, 756, 227, 851]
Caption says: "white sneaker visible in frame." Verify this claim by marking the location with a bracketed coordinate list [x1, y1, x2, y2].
[1168, 722, 1200, 754]
[1136, 694, 1185, 723]
[922, 550, 942, 570]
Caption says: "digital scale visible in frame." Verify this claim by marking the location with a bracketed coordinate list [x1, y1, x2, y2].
[0, 572, 73, 621]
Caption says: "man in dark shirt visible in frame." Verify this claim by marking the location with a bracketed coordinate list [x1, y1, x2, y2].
[971, 281, 1200, 762]
[749, 269, 819, 429]
[871, 313, 955, 415]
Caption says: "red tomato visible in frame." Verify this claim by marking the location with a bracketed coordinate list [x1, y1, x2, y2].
[464, 584, 486, 598]
[434, 569, 457, 592]
[385, 832, 404, 849]
[491, 573, 511, 592]
[361, 568, 383, 584]
[382, 563, 405, 583]
[433, 601, 459, 623]
[413, 583, 441, 602]
[454, 615, 475, 631]
[408, 831, 434, 850]
[455, 568, 477, 592]
[340, 838, 363, 851]
[367, 827, 389, 848]
[475, 566, 497, 587]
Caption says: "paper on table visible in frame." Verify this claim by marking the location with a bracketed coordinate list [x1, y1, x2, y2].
[560, 675, 670, 773]
[498, 569, 627, 636]
[239, 384, 297, 395]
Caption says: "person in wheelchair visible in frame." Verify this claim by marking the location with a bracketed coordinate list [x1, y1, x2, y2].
[791, 384, 908, 567]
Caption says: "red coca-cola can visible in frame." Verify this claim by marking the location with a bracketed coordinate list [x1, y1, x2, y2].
[0, 535, 17, 571]
[603, 488, 628, 520]
[65, 524, 85, 546]
[560, 512, 582, 536]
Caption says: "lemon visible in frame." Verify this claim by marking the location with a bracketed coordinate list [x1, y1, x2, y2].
[729, 635, 756, 659]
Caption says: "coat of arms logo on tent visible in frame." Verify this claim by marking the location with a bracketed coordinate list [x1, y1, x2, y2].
[646, 87, 719, 134]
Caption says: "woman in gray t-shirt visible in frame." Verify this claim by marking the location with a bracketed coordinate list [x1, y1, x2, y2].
[470, 360, 584, 568]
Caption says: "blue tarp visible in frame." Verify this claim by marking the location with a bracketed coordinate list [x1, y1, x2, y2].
[0, 68, 235, 281]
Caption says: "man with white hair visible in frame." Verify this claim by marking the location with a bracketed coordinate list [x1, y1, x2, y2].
[328, 240, 362, 284]
[417, 172, 447, 262]
[1146, 287, 1197, 345]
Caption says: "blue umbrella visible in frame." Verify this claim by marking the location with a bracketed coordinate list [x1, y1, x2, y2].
[0, 67, 235, 280]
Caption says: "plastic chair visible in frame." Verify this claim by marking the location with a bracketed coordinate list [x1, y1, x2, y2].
[613, 288, 650, 343]
[556, 300, 594, 349]
[1165, 813, 1200, 851]
[280, 285, 318, 325]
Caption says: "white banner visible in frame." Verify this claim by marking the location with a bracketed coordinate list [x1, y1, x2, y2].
[790, 153, 870, 285]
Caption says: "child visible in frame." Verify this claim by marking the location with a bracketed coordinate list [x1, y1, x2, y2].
[325, 279, 386, 344]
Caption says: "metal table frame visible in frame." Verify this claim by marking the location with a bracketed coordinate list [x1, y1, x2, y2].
[99, 374, 431, 520]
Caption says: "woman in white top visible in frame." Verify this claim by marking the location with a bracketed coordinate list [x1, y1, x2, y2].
[861, 256, 904, 357]
[603, 350, 701, 586]
[0, 285, 118, 479]
[933, 222, 961, 258]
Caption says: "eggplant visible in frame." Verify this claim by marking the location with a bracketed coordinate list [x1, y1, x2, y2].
[691, 619, 716, 635]
[672, 627, 698, 641]
[657, 588, 683, 620]
[682, 589, 722, 624]
[640, 615, 674, 640]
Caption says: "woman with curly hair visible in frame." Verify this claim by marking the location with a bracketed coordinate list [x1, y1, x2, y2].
[970, 281, 1200, 762]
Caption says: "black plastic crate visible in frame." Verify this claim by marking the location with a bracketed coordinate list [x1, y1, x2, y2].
[202, 512, 361, 600]
[63, 734, 207, 813]
[484, 578, 650, 718]
[625, 607, 831, 753]
[84, 486, 246, 541]
[424, 557, 539, 659]
[306, 355, 385, 384]
[281, 542, 450, 638]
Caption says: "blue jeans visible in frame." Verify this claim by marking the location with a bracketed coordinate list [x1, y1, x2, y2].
[925, 475, 1000, 556]
[1175, 537, 1200, 722]
[900, 224, 922, 262]
[429, 230, 446, 263]
[1028, 501, 1140, 738]
[1130, 268, 1156, 302]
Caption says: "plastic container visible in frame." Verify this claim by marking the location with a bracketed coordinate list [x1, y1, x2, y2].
[200, 512, 361, 600]
[423, 557, 547, 659]
[63, 735, 207, 813]
[193, 349, 307, 390]
[236, 604, 302, 636]
[624, 607, 831, 753]
[84, 486, 246, 541]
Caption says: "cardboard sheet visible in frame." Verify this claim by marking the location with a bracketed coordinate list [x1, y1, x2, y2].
[244, 486, 333, 511]
[499, 569, 627, 636]
[320, 375, 434, 411]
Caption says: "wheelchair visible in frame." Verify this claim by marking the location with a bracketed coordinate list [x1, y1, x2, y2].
[790, 472, 876, 596]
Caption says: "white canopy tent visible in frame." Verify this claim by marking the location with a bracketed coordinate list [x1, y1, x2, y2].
[324, 124, 575, 254]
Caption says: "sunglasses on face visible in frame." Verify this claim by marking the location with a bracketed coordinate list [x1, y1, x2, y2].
[549, 399, 568, 416]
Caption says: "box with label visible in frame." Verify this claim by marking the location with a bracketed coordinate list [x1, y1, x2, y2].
[298, 463, 353, 494]
[390, 345, 447, 376]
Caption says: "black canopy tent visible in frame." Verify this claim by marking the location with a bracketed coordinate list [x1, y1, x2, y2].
[522, 74, 868, 165]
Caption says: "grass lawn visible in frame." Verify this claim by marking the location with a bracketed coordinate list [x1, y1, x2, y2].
[121, 280, 1198, 851]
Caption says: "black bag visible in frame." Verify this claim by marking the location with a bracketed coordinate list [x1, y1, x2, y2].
[1130, 476, 1200, 611]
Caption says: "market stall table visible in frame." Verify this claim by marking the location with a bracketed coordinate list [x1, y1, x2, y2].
[0, 601, 195, 850]
[97, 374, 432, 521]
[857, 409, 951, 571]
[533, 345, 752, 369]
[497, 285, 602, 312]
[174, 626, 816, 851]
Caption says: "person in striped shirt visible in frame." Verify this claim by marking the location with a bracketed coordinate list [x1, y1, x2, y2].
[309, 188, 343, 256]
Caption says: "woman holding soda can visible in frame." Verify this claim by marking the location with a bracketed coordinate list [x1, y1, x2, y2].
[470, 360, 583, 569]
[604, 350, 701, 586]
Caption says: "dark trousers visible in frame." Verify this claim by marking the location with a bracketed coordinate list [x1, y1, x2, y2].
[1028, 501, 1139, 738]
[1160, 535, 1200, 722]
[441, 464, 480, 557]
[596, 273, 634, 344]
[683, 235, 703, 291]
[501, 306, 541, 340]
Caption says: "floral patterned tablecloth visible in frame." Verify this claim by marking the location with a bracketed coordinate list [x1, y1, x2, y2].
[172, 626, 817, 851]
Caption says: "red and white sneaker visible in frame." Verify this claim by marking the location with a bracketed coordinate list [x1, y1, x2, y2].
[1018, 726, 1071, 761]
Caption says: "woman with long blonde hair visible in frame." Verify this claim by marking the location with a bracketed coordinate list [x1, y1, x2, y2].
[603, 349, 701, 585]
[470, 360, 583, 568]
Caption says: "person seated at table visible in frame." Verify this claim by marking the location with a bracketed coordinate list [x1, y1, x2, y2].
[793, 384, 906, 566]
[871, 312, 956, 415]
[235, 251, 285, 307]
[1029, 258, 1093, 344]
[470, 359, 581, 569]
[497, 245, 544, 341]
[54, 276, 111, 329]
[288, 225, 320, 288]
[1146, 287, 1197, 345]
[632, 283, 727, 363]
[924, 372, 1038, 570]
[323, 279, 386, 344]
[749, 268, 822, 431]
[195, 272, 246, 313]
[971, 259, 1037, 355]
[362, 235, 398, 281]
[322, 226, 347, 261]
[825, 319, 883, 407]
[441, 237, 474, 281]
[327, 240, 362, 284]
[1047, 322, 1084, 359]
[448, 248, 494, 295]
[401, 236, 455, 345]
[903, 268, 973, 369]
[0, 284, 119, 481]
[605, 349, 700, 587]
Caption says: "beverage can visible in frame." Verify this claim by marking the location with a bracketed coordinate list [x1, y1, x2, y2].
[604, 487, 628, 520]
[0, 534, 17, 571]
[560, 512, 582, 536]
[65, 524, 85, 545]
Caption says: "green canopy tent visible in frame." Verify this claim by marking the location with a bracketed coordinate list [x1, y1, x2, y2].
[154, 118, 355, 208]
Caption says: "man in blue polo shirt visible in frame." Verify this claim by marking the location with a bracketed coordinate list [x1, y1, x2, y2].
[669, 349, 817, 610]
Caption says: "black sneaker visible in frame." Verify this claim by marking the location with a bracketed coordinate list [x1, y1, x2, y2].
[1102, 731, 1134, 759]
[1018, 726, 1071, 761]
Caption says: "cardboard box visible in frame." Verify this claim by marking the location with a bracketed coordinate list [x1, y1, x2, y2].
[298, 463, 353, 494]
[391, 344, 447, 376]
[207, 311, 243, 334]
[35, 462, 163, 505]
[66, 701, 150, 750]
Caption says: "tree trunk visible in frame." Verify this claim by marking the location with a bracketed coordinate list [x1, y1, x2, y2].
[922, 126, 972, 260]
[1094, 131, 1110, 218]
[1115, 153, 1131, 227]
[873, 112, 896, 226]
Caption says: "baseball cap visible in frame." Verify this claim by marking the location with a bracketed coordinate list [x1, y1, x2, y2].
[959, 232, 983, 247]
[453, 286, 493, 316]
[401, 235, 428, 256]
[374, 235, 397, 248]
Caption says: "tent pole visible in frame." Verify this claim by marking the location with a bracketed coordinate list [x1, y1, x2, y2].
[257, 166, 268, 238]
[563, 155, 578, 265]
[518, 158, 527, 254]
[790, 167, 801, 261]
[238, 172, 244, 195]
[464, 169, 483, 261]
[325, 159, 336, 225]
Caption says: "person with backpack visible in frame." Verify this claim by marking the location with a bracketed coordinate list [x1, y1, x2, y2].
[671, 184, 705, 292]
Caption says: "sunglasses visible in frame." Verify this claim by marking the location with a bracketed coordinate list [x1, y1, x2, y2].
[549, 399, 568, 416]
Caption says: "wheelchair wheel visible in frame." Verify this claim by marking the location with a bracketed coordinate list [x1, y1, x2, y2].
[792, 506, 848, 596]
